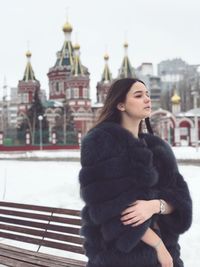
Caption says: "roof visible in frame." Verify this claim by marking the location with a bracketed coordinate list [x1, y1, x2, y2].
[54, 40, 74, 69]
[23, 62, 36, 82]
[177, 108, 200, 117]
[101, 62, 112, 82]
[118, 55, 136, 78]
[43, 100, 63, 108]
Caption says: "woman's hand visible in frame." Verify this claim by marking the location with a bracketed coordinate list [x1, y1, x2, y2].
[121, 200, 160, 227]
[156, 241, 173, 267]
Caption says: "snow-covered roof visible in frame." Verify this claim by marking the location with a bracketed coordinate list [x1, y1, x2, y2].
[184, 108, 200, 116]
[43, 100, 63, 108]
[92, 102, 104, 108]
[177, 108, 200, 117]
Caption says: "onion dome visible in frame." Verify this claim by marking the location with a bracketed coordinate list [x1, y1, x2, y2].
[124, 42, 128, 48]
[104, 53, 109, 60]
[171, 91, 181, 104]
[74, 43, 80, 50]
[62, 21, 73, 33]
[26, 50, 32, 58]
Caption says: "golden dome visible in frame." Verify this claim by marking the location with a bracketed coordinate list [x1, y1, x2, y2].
[63, 22, 73, 33]
[171, 92, 181, 104]
[26, 50, 32, 58]
[124, 42, 128, 48]
[74, 43, 80, 50]
[104, 53, 109, 60]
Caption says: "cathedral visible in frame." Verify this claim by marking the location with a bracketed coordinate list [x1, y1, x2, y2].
[0, 19, 199, 148]
[16, 20, 140, 142]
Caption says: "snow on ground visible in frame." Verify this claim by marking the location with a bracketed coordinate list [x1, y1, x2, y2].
[0, 149, 80, 160]
[0, 146, 200, 160]
[178, 165, 200, 267]
[173, 146, 200, 160]
[0, 160, 199, 265]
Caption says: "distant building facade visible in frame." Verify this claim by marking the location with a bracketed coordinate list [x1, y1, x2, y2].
[137, 63, 161, 111]
[158, 58, 200, 112]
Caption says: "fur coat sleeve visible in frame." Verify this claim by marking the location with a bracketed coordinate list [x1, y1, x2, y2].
[79, 127, 159, 253]
[146, 136, 193, 235]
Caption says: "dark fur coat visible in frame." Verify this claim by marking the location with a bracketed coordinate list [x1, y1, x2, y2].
[79, 122, 192, 267]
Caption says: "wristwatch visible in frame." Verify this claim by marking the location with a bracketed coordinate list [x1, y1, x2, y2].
[159, 199, 166, 214]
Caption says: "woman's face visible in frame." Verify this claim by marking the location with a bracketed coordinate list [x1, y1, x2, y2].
[117, 81, 151, 120]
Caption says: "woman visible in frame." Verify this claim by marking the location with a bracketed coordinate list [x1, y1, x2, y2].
[79, 78, 192, 267]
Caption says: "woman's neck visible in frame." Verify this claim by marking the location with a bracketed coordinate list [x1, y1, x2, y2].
[121, 119, 141, 138]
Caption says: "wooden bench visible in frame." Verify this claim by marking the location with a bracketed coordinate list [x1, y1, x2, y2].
[0, 201, 87, 267]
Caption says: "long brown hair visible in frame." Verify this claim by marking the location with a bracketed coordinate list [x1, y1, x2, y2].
[95, 78, 153, 134]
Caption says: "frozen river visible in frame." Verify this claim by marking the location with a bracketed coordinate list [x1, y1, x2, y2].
[0, 160, 199, 266]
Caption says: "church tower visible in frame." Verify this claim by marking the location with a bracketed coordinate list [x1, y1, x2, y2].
[47, 20, 93, 135]
[18, 50, 40, 112]
[96, 53, 113, 104]
[118, 42, 136, 78]
[47, 21, 74, 101]
[66, 42, 93, 133]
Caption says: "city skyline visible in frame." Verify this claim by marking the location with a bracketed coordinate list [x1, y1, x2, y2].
[0, 0, 199, 102]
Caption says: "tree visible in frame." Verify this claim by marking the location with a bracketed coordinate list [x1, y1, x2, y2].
[53, 101, 78, 145]
[63, 102, 77, 145]
[17, 89, 49, 145]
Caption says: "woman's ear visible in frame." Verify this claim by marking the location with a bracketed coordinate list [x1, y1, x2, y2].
[117, 103, 125, 111]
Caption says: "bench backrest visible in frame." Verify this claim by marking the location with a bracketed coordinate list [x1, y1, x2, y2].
[0, 201, 84, 255]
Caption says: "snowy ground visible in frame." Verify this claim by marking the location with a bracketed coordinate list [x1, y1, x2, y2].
[0, 160, 199, 266]
[0, 146, 200, 161]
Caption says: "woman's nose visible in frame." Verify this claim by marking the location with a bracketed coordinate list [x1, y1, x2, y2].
[144, 95, 151, 102]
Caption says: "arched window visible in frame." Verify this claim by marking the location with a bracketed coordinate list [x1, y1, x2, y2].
[66, 88, 71, 99]
[83, 88, 88, 98]
[56, 82, 59, 93]
[74, 88, 79, 99]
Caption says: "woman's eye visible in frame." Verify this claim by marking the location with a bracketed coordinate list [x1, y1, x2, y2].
[135, 95, 142, 98]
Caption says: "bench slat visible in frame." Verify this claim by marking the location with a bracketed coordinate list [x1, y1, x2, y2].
[0, 224, 84, 245]
[0, 217, 80, 235]
[0, 251, 83, 267]
[0, 244, 86, 266]
[0, 209, 81, 225]
[0, 255, 39, 267]
[0, 224, 83, 245]
[0, 231, 84, 254]
[0, 201, 80, 216]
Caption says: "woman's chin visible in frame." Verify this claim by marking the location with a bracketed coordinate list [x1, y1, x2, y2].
[143, 111, 151, 119]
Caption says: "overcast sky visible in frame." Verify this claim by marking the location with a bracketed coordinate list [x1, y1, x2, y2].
[0, 0, 199, 102]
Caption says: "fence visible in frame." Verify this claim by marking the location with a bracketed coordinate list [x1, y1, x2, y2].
[0, 129, 79, 148]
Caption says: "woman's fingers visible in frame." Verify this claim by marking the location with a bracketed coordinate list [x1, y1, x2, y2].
[121, 200, 143, 215]
[121, 216, 138, 224]
[121, 214, 145, 226]
[121, 205, 136, 215]
[121, 210, 137, 221]
[122, 217, 145, 227]
[121, 200, 151, 226]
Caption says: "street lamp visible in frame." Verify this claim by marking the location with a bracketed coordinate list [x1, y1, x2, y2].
[63, 104, 67, 144]
[191, 91, 199, 151]
[38, 115, 43, 150]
